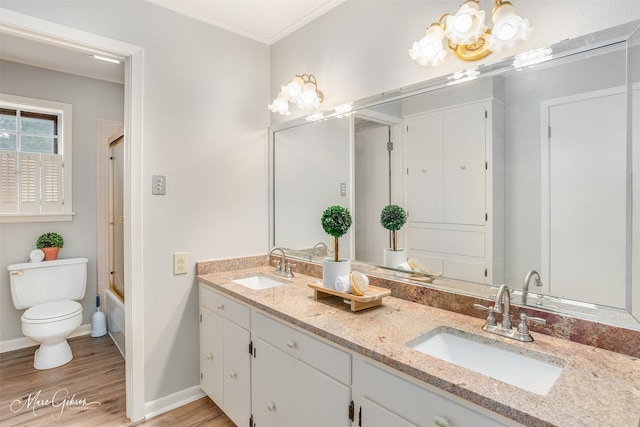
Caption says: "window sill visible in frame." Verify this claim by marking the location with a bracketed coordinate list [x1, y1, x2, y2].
[0, 213, 75, 223]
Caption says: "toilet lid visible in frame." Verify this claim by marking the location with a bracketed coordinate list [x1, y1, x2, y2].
[22, 301, 82, 323]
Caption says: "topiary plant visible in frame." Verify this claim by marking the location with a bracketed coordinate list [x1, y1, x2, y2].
[321, 205, 352, 262]
[36, 232, 64, 249]
[380, 204, 406, 251]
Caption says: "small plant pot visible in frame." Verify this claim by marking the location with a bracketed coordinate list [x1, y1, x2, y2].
[41, 247, 60, 261]
[322, 259, 351, 289]
[383, 248, 407, 268]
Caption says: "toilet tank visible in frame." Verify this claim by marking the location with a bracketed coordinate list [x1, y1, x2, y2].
[7, 257, 88, 309]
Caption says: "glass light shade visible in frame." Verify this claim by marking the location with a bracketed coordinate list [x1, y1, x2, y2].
[284, 76, 304, 101]
[487, 2, 532, 52]
[296, 82, 321, 111]
[409, 24, 448, 67]
[268, 91, 291, 116]
[444, 1, 487, 46]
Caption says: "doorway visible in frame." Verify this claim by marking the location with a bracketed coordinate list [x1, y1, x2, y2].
[0, 11, 146, 421]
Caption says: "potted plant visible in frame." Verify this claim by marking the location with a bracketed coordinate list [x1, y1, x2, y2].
[36, 232, 64, 261]
[321, 205, 352, 289]
[380, 204, 407, 268]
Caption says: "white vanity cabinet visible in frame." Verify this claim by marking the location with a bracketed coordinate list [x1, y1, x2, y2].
[352, 357, 514, 427]
[199, 284, 251, 427]
[251, 311, 352, 427]
[405, 100, 504, 284]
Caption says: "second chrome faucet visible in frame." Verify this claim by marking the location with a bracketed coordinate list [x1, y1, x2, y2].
[474, 284, 546, 342]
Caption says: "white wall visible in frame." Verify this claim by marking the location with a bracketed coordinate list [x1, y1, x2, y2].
[0, 60, 124, 342]
[270, 1, 640, 125]
[0, 0, 270, 405]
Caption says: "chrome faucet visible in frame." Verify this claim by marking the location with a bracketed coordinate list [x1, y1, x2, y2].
[474, 284, 546, 342]
[522, 270, 543, 305]
[310, 242, 328, 258]
[494, 284, 512, 330]
[268, 247, 295, 278]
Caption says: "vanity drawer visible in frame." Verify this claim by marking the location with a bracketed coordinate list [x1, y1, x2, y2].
[356, 358, 509, 427]
[199, 284, 250, 330]
[253, 311, 351, 385]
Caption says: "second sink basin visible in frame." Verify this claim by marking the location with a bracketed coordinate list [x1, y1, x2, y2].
[407, 327, 564, 395]
[232, 274, 286, 290]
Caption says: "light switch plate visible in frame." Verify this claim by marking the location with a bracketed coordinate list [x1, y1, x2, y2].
[174, 252, 188, 275]
[152, 175, 166, 195]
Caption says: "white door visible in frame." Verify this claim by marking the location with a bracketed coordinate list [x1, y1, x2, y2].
[544, 90, 627, 308]
[406, 114, 444, 223]
[443, 104, 486, 225]
[252, 338, 296, 427]
[223, 321, 251, 427]
[199, 307, 224, 406]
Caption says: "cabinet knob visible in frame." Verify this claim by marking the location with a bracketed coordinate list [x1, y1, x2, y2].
[206, 353, 213, 360]
[422, 168, 427, 173]
[433, 415, 450, 427]
[267, 401, 276, 412]
[286, 340, 296, 349]
[229, 370, 237, 379]
[217, 304, 224, 310]
[460, 165, 466, 170]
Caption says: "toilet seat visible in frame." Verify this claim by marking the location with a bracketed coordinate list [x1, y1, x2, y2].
[22, 300, 82, 324]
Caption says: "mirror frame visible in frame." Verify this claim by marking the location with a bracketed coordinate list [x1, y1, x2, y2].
[268, 19, 640, 330]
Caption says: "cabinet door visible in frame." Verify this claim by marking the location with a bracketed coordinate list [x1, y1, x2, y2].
[361, 397, 417, 427]
[407, 114, 444, 223]
[252, 338, 296, 427]
[223, 320, 251, 427]
[200, 306, 224, 407]
[443, 104, 486, 225]
[295, 359, 351, 427]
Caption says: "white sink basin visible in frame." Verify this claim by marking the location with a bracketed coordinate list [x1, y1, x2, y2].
[232, 274, 286, 290]
[407, 327, 564, 395]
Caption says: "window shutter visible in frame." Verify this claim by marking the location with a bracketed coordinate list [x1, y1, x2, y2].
[19, 152, 40, 214]
[0, 151, 18, 213]
[41, 153, 63, 213]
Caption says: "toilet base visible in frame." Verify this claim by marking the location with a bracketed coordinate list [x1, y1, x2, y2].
[33, 340, 73, 370]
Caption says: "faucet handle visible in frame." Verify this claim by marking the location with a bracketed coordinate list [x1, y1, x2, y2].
[284, 262, 296, 277]
[474, 304, 497, 327]
[517, 312, 546, 335]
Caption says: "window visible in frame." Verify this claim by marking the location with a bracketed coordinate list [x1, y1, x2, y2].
[0, 94, 73, 222]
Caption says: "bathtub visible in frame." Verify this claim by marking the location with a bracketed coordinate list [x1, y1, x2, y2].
[104, 289, 125, 357]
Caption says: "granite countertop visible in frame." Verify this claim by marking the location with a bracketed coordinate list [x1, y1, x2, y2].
[197, 266, 640, 427]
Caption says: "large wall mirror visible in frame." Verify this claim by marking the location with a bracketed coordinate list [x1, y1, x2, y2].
[269, 20, 640, 330]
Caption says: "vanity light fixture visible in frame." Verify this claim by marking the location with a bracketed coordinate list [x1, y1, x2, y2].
[268, 74, 324, 116]
[409, 0, 532, 67]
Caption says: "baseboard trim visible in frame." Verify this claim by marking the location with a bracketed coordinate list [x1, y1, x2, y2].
[144, 386, 206, 420]
[0, 323, 92, 353]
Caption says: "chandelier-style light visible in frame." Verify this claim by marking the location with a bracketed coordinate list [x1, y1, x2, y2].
[268, 74, 324, 116]
[409, 0, 532, 67]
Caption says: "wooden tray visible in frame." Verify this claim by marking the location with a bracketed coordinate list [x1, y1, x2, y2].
[307, 281, 391, 312]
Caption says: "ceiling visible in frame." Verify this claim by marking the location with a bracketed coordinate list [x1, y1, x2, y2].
[0, 0, 344, 84]
[149, 0, 345, 44]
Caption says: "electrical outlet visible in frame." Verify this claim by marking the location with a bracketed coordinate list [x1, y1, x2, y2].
[174, 252, 188, 275]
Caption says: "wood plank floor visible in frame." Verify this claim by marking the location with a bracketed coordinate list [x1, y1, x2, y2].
[0, 335, 235, 427]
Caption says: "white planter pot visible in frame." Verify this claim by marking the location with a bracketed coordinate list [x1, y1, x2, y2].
[322, 259, 351, 289]
[383, 248, 407, 268]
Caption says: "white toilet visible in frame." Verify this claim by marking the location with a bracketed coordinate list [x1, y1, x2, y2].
[8, 257, 88, 370]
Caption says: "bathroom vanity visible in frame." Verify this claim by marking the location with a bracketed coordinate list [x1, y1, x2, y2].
[197, 261, 640, 427]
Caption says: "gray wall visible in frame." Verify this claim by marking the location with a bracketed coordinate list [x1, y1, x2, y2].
[0, 59, 124, 340]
